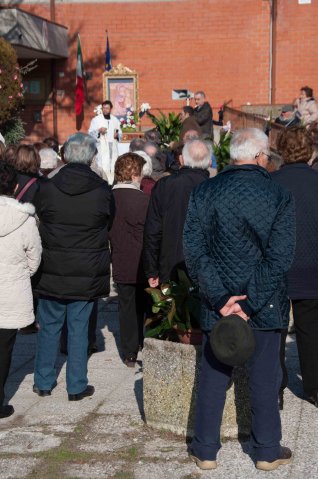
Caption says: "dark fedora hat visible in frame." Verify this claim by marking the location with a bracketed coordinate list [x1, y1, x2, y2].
[210, 314, 256, 367]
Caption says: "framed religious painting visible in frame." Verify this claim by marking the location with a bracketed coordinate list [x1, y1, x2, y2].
[103, 64, 138, 120]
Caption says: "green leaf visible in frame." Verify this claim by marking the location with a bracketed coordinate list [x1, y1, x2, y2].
[167, 298, 177, 325]
[145, 288, 164, 303]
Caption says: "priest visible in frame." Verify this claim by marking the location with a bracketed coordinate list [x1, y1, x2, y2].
[88, 100, 122, 184]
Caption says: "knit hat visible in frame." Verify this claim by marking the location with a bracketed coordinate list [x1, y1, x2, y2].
[210, 314, 256, 367]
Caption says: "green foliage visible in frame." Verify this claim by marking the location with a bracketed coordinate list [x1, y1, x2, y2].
[213, 129, 231, 172]
[1, 117, 25, 145]
[0, 38, 24, 126]
[145, 270, 201, 341]
[147, 110, 182, 146]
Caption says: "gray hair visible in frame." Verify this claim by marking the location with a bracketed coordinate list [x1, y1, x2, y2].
[182, 140, 211, 169]
[230, 128, 269, 163]
[134, 150, 153, 177]
[129, 137, 146, 152]
[39, 148, 58, 169]
[144, 140, 159, 158]
[195, 91, 206, 98]
[64, 133, 97, 164]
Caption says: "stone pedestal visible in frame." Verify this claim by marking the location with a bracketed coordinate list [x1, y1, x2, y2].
[143, 338, 251, 439]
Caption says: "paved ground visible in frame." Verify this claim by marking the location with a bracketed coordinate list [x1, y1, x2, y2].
[0, 298, 317, 479]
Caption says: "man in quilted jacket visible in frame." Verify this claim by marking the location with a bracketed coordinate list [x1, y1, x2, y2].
[183, 128, 296, 471]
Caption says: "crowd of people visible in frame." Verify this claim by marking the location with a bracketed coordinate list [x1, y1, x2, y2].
[0, 86, 318, 472]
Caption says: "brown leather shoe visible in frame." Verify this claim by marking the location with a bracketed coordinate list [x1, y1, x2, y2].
[124, 358, 136, 368]
[189, 454, 217, 470]
[256, 447, 292, 471]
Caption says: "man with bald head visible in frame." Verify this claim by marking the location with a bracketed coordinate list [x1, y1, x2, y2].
[143, 140, 210, 286]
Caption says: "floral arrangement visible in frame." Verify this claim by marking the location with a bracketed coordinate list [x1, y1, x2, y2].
[0, 38, 24, 126]
[94, 104, 103, 116]
[120, 108, 139, 132]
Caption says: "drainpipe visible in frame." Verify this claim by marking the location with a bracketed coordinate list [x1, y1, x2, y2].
[50, 0, 58, 139]
[50, 0, 56, 22]
[269, 0, 277, 104]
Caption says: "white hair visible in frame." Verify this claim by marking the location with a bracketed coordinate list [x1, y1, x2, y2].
[39, 148, 58, 169]
[64, 133, 97, 164]
[195, 90, 206, 98]
[134, 150, 153, 177]
[230, 128, 269, 163]
[182, 140, 211, 170]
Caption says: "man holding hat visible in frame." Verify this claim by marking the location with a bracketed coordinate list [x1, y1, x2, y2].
[183, 128, 296, 471]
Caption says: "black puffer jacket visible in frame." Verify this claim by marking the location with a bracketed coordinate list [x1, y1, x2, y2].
[33, 163, 111, 300]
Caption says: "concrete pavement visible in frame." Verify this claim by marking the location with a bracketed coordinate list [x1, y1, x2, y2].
[0, 298, 317, 479]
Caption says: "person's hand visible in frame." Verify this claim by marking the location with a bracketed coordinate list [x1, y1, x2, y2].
[99, 127, 107, 135]
[219, 295, 247, 317]
[148, 277, 159, 288]
[235, 308, 249, 322]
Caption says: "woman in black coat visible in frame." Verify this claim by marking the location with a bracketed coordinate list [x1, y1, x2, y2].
[109, 153, 149, 367]
[272, 126, 318, 408]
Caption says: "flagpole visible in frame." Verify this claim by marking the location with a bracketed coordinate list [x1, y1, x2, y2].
[78, 33, 90, 105]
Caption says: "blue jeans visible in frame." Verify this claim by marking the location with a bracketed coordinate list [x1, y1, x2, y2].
[191, 330, 282, 462]
[34, 297, 94, 394]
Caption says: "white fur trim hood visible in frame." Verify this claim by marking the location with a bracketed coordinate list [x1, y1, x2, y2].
[0, 196, 35, 237]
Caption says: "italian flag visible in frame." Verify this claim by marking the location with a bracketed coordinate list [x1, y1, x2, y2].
[75, 34, 85, 116]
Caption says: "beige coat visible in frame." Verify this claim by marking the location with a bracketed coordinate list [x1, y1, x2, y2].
[295, 97, 318, 125]
[0, 196, 42, 329]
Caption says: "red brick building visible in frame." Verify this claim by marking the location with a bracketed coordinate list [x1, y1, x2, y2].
[1, 0, 317, 143]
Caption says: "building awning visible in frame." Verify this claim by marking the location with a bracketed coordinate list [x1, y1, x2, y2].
[0, 8, 68, 59]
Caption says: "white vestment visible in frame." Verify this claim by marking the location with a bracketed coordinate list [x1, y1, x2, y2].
[88, 113, 122, 184]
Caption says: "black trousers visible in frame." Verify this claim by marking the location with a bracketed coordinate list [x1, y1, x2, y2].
[292, 299, 318, 395]
[60, 300, 98, 352]
[0, 329, 17, 407]
[117, 283, 146, 359]
[280, 328, 289, 391]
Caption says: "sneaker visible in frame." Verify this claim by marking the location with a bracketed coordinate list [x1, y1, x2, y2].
[256, 447, 292, 471]
[189, 454, 217, 470]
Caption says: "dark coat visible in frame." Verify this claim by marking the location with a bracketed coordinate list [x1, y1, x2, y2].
[193, 102, 213, 138]
[143, 166, 209, 282]
[272, 163, 318, 299]
[141, 176, 156, 196]
[180, 116, 202, 141]
[183, 164, 296, 331]
[15, 172, 42, 204]
[109, 185, 149, 284]
[33, 163, 111, 300]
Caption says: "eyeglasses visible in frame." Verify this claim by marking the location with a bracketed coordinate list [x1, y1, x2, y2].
[255, 152, 272, 162]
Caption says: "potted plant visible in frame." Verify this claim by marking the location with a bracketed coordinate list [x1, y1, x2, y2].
[213, 123, 232, 172]
[146, 110, 182, 147]
[145, 269, 202, 345]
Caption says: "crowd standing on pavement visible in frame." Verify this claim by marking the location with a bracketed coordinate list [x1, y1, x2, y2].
[1, 87, 318, 472]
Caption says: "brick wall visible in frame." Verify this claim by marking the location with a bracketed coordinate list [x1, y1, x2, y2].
[13, 0, 318, 142]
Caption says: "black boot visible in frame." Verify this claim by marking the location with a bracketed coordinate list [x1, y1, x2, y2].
[0, 405, 14, 419]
